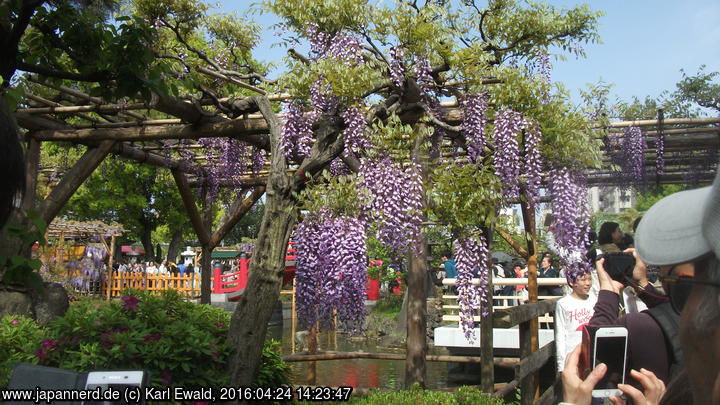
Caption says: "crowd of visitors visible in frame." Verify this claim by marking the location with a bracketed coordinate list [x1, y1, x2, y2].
[114, 260, 195, 276]
[558, 169, 720, 405]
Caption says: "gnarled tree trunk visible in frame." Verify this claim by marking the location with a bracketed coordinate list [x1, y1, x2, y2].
[227, 96, 345, 389]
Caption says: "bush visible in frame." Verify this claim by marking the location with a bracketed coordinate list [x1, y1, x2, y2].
[0, 315, 44, 386]
[348, 386, 511, 405]
[0, 290, 290, 391]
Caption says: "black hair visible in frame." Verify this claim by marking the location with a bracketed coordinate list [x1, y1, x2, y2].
[598, 221, 620, 245]
[632, 216, 642, 232]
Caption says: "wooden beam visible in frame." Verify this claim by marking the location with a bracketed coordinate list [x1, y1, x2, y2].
[39, 141, 115, 224]
[514, 342, 555, 380]
[171, 170, 210, 246]
[209, 186, 266, 249]
[28, 117, 271, 150]
[17, 102, 150, 114]
[113, 143, 203, 176]
[492, 299, 558, 328]
[608, 117, 720, 128]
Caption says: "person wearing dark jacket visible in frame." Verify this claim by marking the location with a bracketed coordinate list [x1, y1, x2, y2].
[562, 171, 720, 405]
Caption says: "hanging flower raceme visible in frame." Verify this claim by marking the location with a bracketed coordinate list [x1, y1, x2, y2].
[523, 124, 543, 207]
[341, 106, 369, 154]
[306, 23, 363, 66]
[281, 102, 314, 160]
[623, 126, 646, 184]
[388, 47, 406, 88]
[461, 93, 489, 164]
[251, 146, 265, 175]
[198, 138, 252, 197]
[492, 109, 524, 202]
[548, 167, 591, 283]
[359, 157, 424, 255]
[453, 234, 490, 343]
[294, 211, 368, 332]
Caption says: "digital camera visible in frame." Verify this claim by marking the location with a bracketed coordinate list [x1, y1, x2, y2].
[601, 252, 636, 283]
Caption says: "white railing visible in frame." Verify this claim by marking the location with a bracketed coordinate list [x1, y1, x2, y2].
[440, 278, 566, 323]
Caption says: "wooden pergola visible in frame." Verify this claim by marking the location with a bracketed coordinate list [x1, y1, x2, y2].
[13, 71, 720, 308]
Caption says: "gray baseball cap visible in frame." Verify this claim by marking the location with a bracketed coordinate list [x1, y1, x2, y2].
[702, 172, 720, 258]
[636, 181, 714, 266]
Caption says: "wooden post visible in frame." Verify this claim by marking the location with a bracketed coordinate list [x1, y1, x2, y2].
[107, 235, 116, 301]
[518, 318, 533, 405]
[520, 201, 540, 402]
[480, 226, 495, 393]
[405, 130, 429, 389]
[291, 277, 297, 354]
[307, 327, 318, 385]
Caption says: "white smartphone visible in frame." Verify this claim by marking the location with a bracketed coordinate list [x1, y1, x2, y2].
[83, 371, 148, 405]
[591, 327, 628, 398]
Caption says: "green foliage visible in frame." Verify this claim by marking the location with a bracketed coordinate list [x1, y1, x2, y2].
[370, 294, 403, 318]
[0, 211, 47, 289]
[0, 315, 44, 387]
[490, 67, 602, 170]
[367, 114, 433, 162]
[348, 386, 511, 404]
[264, 0, 369, 33]
[298, 172, 370, 218]
[0, 290, 290, 389]
[281, 57, 385, 103]
[674, 66, 720, 113]
[430, 163, 503, 230]
[63, 157, 187, 251]
[371, 3, 455, 60]
[633, 184, 687, 212]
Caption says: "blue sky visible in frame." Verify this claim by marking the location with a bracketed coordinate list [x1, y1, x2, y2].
[218, 0, 720, 108]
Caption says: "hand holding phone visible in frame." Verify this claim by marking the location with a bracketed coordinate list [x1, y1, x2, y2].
[592, 327, 628, 398]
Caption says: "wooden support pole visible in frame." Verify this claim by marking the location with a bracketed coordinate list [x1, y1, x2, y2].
[208, 186, 266, 248]
[107, 235, 116, 301]
[39, 140, 115, 225]
[480, 225, 495, 394]
[200, 186, 213, 304]
[518, 319, 533, 405]
[519, 200, 540, 402]
[172, 170, 210, 246]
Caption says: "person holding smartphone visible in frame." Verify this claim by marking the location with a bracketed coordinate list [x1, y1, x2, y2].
[561, 169, 720, 405]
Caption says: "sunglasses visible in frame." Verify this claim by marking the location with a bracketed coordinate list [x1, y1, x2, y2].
[659, 273, 720, 313]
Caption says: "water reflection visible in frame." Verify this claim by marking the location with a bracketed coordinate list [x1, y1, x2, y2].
[266, 323, 452, 390]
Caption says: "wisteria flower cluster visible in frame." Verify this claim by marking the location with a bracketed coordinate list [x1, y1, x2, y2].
[523, 124, 543, 206]
[453, 234, 490, 343]
[251, 146, 265, 175]
[341, 106, 370, 154]
[492, 109, 525, 202]
[656, 131, 665, 175]
[388, 46, 406, 88]
[294, 210, 368, 332]
[70, 246, 107, 292]
[281, 102, 314, 160]
[461, 93, 489, 164]
[623, 126, 646, 184]
[548, 167, 591, 283]
[305, 23, 363, 66]
[198, 137, 252, 197]
[359, 158, 424, 255]
[413, 56, 434, 92]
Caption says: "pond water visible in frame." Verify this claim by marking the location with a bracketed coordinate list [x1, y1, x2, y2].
[266, 323, 456, 390]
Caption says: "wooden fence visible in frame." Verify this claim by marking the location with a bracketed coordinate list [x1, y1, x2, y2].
[69, 272, 206, 298]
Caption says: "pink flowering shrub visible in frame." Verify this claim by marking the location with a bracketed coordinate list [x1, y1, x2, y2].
[0, 315, 44, 386]
[0, 290, 289, 392]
